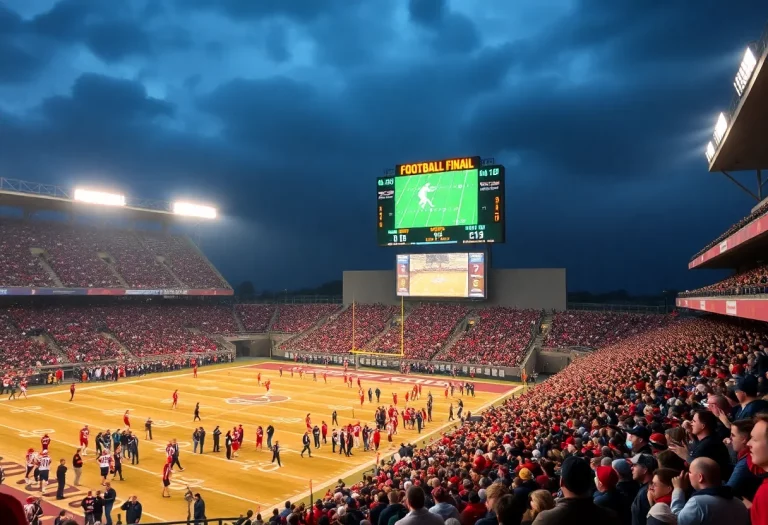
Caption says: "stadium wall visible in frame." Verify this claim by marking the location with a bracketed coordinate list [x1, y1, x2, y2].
[342, 268, 566, 310]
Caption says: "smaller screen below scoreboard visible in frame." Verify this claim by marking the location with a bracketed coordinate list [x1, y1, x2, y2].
[396, 253, 486, 298]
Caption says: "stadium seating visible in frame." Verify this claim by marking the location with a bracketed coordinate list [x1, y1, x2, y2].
[283, 303, 396, 354]
[271, 304, 341, 333]
[545, 310, 671, 349]
[0, 222, 55, 287]
[371, 303, 469, 360]
[9, 305, 124, 363]
[0, 313, 59, 369]
[140, 233, 228, 289]
[235, 304, 277, 332]
[691, 200, 768, 261]
[434, 307, 541, 366]
[680, 263, 768, 297]
[0, 220, 229, 289]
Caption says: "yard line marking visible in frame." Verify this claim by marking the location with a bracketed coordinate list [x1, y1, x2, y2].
[456, 169, 469, 225]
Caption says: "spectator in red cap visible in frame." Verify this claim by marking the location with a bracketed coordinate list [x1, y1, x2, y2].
[593, 465, 625, 519]
[649, 434, 667, 453]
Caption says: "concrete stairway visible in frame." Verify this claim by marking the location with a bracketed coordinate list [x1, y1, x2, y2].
[232, 305, 247, 332]
[133, 233, 183, 287]
[184, 237, 232, 289]
[39, 333, 70, 363]
[267, 305, 280, 331]
[430, 309, 477, 361]
[101, 332, 137, 359]
[100, 254, 129, 287]
[278, 304, 348, 348]
[31, 249, 64, 287]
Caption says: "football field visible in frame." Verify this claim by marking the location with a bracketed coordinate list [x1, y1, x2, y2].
[395, 170, 478, 228]
[0, 361, 518, 523]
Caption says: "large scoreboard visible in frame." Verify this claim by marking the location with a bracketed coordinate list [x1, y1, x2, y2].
[377, 156, 505, 246]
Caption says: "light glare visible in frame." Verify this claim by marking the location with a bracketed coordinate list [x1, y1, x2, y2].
[173, 201, 217, 219]
[73, 188, 126, 207]
[705, 142, 715, 163]
[734, 47, 757, 97]
[713, 113, 728, 145]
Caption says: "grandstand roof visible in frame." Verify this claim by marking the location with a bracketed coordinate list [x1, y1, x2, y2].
[0, 178, 191, 222]
[708, 26, 768, 172]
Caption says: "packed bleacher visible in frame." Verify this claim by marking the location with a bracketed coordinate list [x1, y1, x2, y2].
[0, 220, 229, 289]
[291, 316, 768, 525]
[371, 303, 469, 360]
[235, 303, 277, 332]
[283, 303, 396, 354]
[271, 304, 341, 333]
[691, 200, 768, 261]
[0, 313, 59, 369]
[680, 264, 768, 297]
[434, 307, 541, 366]
[545, 310, 671, 349]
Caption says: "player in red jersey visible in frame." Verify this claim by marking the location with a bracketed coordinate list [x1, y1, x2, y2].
[25, 448, 36, 484]
[265, 379, 271, 395]
[172, 390, 179, 409]
[305, 413, 312, 432]
[359, 389, 364, 406]
[165, 441, 174, 462]
[405, 392, 410, 403]
[19, 379, 28, 398]
[69, 382, 76, 401]
[79, 425, 90, 455]
[279, 366, 283, 377]
[256, 426, 264, 449]
[321, 421, 328, 444]
[357, 377, 361, 389]
[444, 385, 449, 399]
[123, 410, 131, 428]
[162, 456, 173, 497]
[392, 392, 398, 406]
[193, 364, 198, 378]
[40, 433, 51, 452]
[232, 427, 240, 457]
[323, 371, 327, 383]
[299, 368, 304, 379]
[257, 372, 261, 386]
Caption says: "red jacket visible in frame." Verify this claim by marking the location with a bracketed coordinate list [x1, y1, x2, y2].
[752, 479, 768, 525]
[460, 502, 487, 525]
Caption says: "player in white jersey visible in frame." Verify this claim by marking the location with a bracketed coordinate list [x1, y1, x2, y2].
[418, 183, 435, 209]
[37, 450, 51, 493]
[98, 449, 112, 485]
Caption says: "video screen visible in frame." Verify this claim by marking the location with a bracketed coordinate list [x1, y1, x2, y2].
[396, 252, 486, 298]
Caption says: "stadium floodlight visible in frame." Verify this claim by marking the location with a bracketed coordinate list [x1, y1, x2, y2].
[73, 188, 126, 207]
[713, 112, 728, 145]
[173, 201, 217, 219]
[705, 141, 716, 163]
[734, 47, 757, 97]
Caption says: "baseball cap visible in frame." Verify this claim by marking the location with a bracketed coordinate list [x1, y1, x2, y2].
[560, 456, 592, 495]
[596, 466, 618, 490]
[519, 468, 533, 481]
[611, 459, 632, 480]
[626, 426, 650, 441]
[630, 453, 658, 471]
[735, 375, 758, 397]
[649, 433, 668, 450]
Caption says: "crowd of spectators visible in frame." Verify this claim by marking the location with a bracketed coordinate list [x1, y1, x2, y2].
[0, 313, 58, 369]
[288, 315, 768, 525]
[284, 304, 396, 354]
[0, 220, 230, 289]
[236, 304, 278, 332]
[372, 304, 469, 360]
[691, 200, 768, 261]
[545, 311, 671, 349]
[3, 304, 238, 363]
[9, 305, 125, 363]
[0, 221, 54, 287]
[681, 264, 768, 297]
[435, 308, 541, 366]
[141, 233, 229, 289]
[271, 304, 341, 333]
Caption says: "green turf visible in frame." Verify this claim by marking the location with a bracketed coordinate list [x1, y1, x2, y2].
[394, 169, 478, 229]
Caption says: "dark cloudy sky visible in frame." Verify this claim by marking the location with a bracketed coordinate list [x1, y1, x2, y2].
[1, 0, 766, 294]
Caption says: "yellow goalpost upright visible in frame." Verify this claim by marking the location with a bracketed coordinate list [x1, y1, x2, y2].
[349, 295, 406, 358]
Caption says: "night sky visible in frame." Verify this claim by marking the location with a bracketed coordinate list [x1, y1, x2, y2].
[1, 0, 767, 294]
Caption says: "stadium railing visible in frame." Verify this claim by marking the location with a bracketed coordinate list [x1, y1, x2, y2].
[678, 285, 768, 298]
[566, 302, 666, 313]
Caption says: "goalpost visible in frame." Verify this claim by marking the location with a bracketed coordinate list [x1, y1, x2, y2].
[349, 296, 405, 366]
